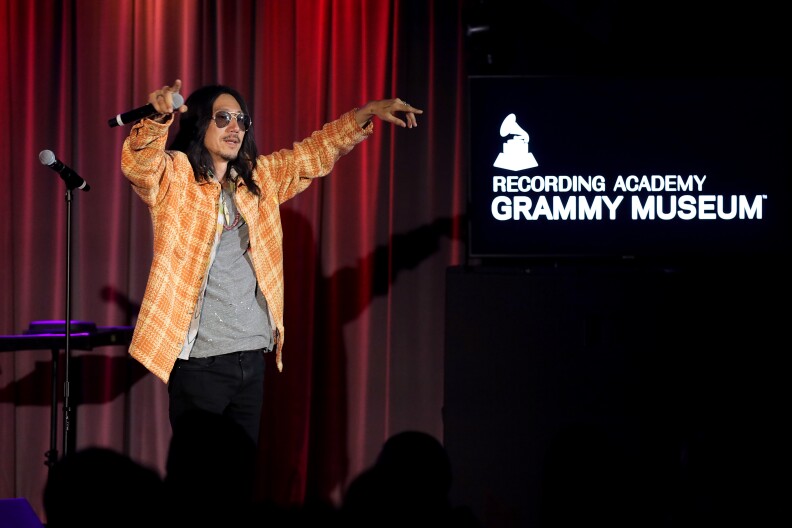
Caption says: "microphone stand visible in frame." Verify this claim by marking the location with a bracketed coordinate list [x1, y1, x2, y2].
[43, 184, 75, 468]
[62, 185, 75, 459]
[39, 150, 89, 468]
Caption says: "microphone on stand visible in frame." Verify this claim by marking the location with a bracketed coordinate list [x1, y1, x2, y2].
[38, 150, 90, 192]
[108, 92, 185, 128]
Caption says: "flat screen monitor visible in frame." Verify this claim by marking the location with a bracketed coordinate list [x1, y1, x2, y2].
[466, 75, 790, 264]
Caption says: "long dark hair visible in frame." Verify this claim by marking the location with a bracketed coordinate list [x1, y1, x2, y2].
[169, 84, 260, 195]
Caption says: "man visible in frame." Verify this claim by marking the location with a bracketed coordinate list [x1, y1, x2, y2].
[121, 79, 422, 444]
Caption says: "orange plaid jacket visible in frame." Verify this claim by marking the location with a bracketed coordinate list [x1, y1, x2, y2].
[121, 110, 372, 383]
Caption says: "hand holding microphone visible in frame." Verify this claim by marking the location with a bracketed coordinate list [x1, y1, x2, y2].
[108, 79, 187, 128]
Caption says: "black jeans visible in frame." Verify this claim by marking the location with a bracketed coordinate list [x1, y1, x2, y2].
[168, 349, 266, 445]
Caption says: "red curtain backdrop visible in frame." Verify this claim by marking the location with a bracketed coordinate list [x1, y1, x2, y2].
[0, 0, 465, 520]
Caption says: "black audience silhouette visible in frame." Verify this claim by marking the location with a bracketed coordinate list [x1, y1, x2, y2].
[341, 430, 481, 528]
[42, 446, 166, 528]
[163, 408, 260, 527]
[42, 425, 479, 527]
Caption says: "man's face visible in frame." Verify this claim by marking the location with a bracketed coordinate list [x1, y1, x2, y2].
[204, 93, 245, 167]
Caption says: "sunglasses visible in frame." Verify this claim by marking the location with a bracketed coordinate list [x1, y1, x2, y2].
[212, 111, 252, 132]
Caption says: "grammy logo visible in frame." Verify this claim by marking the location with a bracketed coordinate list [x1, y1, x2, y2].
[493, 113, 538, 171]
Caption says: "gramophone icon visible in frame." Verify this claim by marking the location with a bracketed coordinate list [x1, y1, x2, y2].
[493, 114, 538, 171]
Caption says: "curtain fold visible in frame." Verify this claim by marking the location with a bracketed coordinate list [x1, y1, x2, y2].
[0, 0, 465, 521]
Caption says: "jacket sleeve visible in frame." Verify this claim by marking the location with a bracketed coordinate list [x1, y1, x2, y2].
[120, 118, 181, 207]
[257, 110, 373, 204]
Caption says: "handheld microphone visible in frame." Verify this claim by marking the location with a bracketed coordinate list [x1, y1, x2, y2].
[38, 150, 91, 192]
[107, 92, 184, 128]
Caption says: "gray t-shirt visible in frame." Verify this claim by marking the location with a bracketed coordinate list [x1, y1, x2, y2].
[190, 189, 273, 357]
